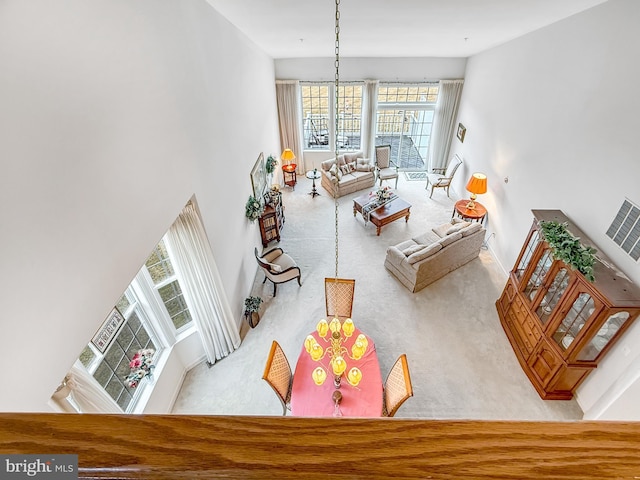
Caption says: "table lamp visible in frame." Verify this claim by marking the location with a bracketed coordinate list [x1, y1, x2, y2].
[465, 172, 487, 209]
[281, 148, 296, 166]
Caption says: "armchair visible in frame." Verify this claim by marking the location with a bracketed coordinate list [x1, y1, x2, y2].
[425, 155, 462, 198]
[254, 247, 302, 297]
[375, 144, 399, 188]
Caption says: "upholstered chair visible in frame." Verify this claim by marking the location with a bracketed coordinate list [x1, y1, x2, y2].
[425, 155, 462, 198]
[255, 247, 302, 297]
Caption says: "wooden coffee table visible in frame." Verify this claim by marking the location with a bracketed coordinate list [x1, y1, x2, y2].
[353, 193, 411, 236]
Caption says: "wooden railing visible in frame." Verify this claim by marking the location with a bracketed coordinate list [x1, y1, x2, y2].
[1, 414, 640, 479]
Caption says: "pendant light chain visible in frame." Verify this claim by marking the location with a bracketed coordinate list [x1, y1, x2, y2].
[333, 0, 341, 283]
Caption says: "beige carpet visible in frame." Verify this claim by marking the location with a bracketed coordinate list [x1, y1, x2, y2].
[172, 175, 583, 420]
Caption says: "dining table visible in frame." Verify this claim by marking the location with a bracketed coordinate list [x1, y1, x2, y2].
[290, 326, 383, 417]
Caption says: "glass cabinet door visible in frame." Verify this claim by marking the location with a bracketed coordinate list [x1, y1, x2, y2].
[551, 291, 598, 352]
[515, 229, 541, 282]
[534, 267, 571, 326]
[576, 311, 632, 361]
[523, 247, 553, 302]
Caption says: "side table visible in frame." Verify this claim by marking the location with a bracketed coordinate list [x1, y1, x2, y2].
[305, 169, 321, 197]
[282, 164, 297, 190]
[453, 199, 487, 224]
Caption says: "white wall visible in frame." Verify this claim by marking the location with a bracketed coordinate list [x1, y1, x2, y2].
[0, 0, 279, 411]
[452, 0, 640, 418]
[276, 57, 466, 82]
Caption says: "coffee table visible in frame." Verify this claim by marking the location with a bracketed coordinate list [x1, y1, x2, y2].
[353, 193, 411, 236]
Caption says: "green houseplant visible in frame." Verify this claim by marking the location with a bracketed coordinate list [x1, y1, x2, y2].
[539, 220, 597, 282]
[245, 195, 264, 222]
[265, 155, 277, 175]
[244, 296, 263, 328]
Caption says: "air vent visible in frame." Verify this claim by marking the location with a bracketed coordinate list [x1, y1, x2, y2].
[606, 199, 640, 261]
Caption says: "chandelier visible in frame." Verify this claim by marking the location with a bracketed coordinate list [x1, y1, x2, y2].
[304, 317, 367, 388]
[302, 0, 365, 395]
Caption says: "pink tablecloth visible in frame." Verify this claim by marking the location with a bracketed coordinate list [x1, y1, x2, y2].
[290, 328, 383, 417]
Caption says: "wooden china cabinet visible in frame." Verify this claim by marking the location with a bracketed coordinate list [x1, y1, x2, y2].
[258, 191, 285, 247]
[496, 210, 640, 399]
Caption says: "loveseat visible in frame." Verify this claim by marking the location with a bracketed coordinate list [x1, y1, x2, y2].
[320, 151, 376, 198]
[384, 218, 485, 293]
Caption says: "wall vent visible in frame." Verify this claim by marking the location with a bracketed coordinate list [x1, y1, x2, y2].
[606, 199, 640, 261]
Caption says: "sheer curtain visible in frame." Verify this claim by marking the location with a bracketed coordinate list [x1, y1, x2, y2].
[276, 80, 305, 173]
[429, 79, 464, 171]
[361, 80, 379, 160]
[166, 202, 241, 365]
[50, 360, 123, 413]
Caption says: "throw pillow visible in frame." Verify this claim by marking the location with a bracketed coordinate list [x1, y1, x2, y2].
[438, 231, 463, 248]
[329, 163, 338, 177]
[267, 262, 282, 273]
[445, 221, 472, 235]
[356, 158, 373, 172]
[460, 222, 483, 237]
[432, 222, 454, 238]
[339, 164, 351, 175]
[402, 244, 425, 256]
[407, 243, 442, 264]
[347, 161, 356, 173]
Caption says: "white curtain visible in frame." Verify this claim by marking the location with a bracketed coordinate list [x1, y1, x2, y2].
[429, 79, 464, 171]
[361, 80, 379, 160]
[276, 80, 305, 173]
[52, 360, 123, 413]
[166, 202, 241, 365]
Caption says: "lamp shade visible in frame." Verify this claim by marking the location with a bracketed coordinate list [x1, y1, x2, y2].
[281, 148, 296, 161]
[466, 173, 487, 195]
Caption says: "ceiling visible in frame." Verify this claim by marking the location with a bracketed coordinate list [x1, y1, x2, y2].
[205, 0, 607, 58]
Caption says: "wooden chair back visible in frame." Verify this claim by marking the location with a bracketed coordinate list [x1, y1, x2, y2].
[262, 340, 292, 416]
[383, 354, 413, 417]
[324, 278, 355, 319]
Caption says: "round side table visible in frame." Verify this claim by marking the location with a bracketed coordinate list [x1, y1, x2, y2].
[306, 169, 321, 197]
[282, 164, 297, 189]
[453, 199, 487, 224]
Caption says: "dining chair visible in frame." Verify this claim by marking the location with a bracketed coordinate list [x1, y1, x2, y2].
[425, 155, 462, 198]
[324, 278, 355, 320]
[261, 340, 293, 416]
[382, 354, 413, 417]
[375, 144, 399, 188]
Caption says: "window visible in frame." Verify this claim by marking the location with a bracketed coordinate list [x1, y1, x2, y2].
[302, 83, 362, 150]
[77, 237, 194, 412]
[145, 240, 192, 330]
[79, 292, 159, 412]
[607, 199, 640, 261]
[376, 84, 439, 170]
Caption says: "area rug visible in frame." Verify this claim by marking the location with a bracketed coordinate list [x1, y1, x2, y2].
[404, 171, 427, 181]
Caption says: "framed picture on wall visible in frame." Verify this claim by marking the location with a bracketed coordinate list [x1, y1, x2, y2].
[250, 152, 266, 198]
[457, 123, 467, 143]
[92, 307, 125, 353]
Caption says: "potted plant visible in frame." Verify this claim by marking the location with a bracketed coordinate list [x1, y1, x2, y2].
[245, 195, 264, 222]
[244, 295, 263, 328]
[265, 154, 277, 175]
[539, 220, 597, 282]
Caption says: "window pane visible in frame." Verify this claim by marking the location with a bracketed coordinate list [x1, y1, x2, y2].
[337, 85, 362, 149]
[158, 280, 192, 329]
[79, 345, 96, 368]
[302, 84, 330, 149]
[145, 241, 175, 284]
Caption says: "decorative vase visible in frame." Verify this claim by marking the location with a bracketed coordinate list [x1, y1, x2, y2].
[245, 311, 260, 328]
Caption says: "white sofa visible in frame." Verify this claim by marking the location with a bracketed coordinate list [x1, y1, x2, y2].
[384, 218, 485, 293]
[320, 151, 376, 198]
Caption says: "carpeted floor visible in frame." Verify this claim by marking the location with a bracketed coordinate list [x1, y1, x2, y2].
[171, 176, 584, 420]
